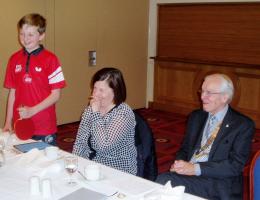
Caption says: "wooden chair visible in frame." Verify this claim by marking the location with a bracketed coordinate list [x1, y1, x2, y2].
[249, 150, 260, 200]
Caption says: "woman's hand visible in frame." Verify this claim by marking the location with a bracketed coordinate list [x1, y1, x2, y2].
[90, 96, 101, 112]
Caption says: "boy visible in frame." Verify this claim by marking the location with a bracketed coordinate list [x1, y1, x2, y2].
[3, 13, 66, 145]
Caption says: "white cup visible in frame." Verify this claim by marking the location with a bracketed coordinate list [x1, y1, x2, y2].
[41, 178, 52, 199]
[84, 164, 101, 181]
[45, 146, 59, 160]
[29, 176, 41, 196]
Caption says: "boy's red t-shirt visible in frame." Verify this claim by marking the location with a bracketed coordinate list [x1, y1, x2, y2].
[4, 47, 66, 135]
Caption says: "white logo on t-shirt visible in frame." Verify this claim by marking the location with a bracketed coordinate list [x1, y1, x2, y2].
[35, 67, 42, 72]
[15, 65, 22, 73]
[23, 74, 32, 84]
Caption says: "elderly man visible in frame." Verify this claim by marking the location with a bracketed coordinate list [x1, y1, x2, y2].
[156, 74, 255, 200]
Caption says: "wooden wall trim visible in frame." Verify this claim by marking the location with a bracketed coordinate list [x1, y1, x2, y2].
[152, 57, 260, 70]
[152, 60, 260, 128]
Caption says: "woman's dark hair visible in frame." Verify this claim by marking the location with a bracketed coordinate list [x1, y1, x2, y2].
[91, 67, 126, 105]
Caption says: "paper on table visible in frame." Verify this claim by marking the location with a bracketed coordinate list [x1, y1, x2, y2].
[59, 187, 107, 200]
[80, 180, 118, 197]
[109, 176, 161, 196]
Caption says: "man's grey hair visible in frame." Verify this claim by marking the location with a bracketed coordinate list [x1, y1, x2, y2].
[205, 74, 234, 103]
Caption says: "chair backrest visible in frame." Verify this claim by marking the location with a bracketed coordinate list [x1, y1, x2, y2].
[250, 149, 260, 200]
[134, 111, 158, 181]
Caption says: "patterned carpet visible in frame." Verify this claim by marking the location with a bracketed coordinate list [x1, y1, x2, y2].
[57, 108, 260, 200]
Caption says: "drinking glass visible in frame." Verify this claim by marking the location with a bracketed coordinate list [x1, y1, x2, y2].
[64, 155, 78, 186]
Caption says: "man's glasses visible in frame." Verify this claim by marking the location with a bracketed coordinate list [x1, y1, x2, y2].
[198, 90, 223, 96]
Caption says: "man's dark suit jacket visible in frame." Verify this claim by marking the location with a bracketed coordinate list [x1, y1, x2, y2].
[176, 106, 255, 199]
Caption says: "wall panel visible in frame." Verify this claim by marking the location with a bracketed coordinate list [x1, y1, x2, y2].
[0, 0, 47, 126]
[157, 3, 260, 65]
[151, 60, 260, 128]
[151, 3, 260, 128]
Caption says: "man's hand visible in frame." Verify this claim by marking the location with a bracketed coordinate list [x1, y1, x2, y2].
[170, 160, 196, 176]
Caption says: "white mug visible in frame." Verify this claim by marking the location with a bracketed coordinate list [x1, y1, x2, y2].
[84, 164, 101, 181]
[45, 146, 59, 160]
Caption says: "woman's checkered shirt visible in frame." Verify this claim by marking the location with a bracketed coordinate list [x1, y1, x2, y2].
[73, 103, 137, 175]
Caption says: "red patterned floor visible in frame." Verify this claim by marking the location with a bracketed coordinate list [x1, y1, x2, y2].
[57, 108, 260, 199]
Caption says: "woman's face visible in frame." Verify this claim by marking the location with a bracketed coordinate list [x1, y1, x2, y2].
[92, 80, 115, 108]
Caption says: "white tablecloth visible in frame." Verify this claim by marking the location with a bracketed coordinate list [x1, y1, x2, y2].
[0, 131, 206, 200]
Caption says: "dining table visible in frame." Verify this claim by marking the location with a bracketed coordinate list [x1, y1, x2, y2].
[0, 130, 207, 200]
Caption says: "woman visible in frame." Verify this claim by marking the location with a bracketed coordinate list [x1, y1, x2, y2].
[72, 67, 137, 175]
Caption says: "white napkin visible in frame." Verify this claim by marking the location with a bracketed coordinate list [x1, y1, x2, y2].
[38, 158, 63, 177]
[0, 130, 20, 149]
[144, 181, 185, 200]
[160, 181, 185, 200]
[16, 148, 44, 166]
[14, 148, 63, 177]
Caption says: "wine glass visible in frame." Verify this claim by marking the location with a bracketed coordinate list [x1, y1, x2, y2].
[64, 155, 78, 186]
[0, 139, 6, 167]
[0, 139, 5, 151]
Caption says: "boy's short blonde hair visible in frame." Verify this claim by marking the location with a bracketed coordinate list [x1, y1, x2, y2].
[18, 13, 46, 34]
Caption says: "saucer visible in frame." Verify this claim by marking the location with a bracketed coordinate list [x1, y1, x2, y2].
[78, 170, 104, 181]
[85, 173, 104, 181]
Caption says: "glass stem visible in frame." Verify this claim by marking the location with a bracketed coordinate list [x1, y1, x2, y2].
[69, 173, 72, 184]
[0, 150, 5, 167]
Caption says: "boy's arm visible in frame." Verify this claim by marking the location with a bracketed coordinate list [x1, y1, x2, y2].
[18, 89, 61, 119]
[3, 89, 15, 131]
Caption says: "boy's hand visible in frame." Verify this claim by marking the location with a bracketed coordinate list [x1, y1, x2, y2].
[18, 106, 36, 119]
[2, 123, 13, 132]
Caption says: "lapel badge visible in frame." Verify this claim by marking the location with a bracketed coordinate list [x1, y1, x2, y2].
[225, 124, 229, 128]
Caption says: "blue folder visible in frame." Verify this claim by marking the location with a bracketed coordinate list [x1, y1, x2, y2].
[14, 141, 51, 153]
